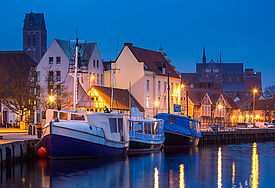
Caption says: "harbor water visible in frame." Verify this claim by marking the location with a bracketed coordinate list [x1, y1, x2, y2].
[1, 142, 274, 188]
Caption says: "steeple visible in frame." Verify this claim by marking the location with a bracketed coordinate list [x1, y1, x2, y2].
[220, 52, 222, 64]
[202, 47, 206, 64]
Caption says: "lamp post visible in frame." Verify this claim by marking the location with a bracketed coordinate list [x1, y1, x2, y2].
[49, 95, 54, 109]
[218, 104, 223, 131]
[154, 100, 159, 117]
[252, 89, 258, 124]
[181, 84, 188, 117]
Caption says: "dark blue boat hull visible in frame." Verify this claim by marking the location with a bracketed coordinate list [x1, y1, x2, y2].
[128, 140, 162, 153]
[43, 134, 127, 159]
[164, 131, 200, 149]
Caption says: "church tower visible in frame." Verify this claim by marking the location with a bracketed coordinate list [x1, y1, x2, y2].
[23, 12, 47, 63]
[202, 47, 206, 64]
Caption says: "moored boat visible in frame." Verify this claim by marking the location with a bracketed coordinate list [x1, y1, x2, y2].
[42, 109, 129, 159]
[127, 118, 165, 153]
[155, 113, 201, 148]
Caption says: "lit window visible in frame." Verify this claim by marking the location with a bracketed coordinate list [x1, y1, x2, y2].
[146, 96, 149, 108]
[49, 57, 53, 65]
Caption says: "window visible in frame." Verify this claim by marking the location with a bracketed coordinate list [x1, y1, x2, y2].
[37, 86, 40, 96]
[146, 80, 149, 91]
[56, 57, 61, 65]
[204, 96, 208, 103]
[101, 74, 103, 85]
[144, 123, 152, 134]
[33, 33, 36, 46]
[134, 122, 143, 133]
[146, 96, 149, 108]
[229, 77, 232, 83]
[118, 118, 123, 133]
[97, 60, 99, 68]
[93, 73, 95, 83]
[56, 71, 61, 81]
[49, 57, 53, 65]
[164, 81, 167, 92]
[49, 71, 53, 82]
[37, 71, 40, 82]
[237, 77, 240, 83]
[97, 74, 99, 84]
[158, 81, 161, 92]
[60, 112, 68, 120]
[93, 59, 96, 67]
[71, 114, 85, 121]
[27, 34, 31, 46]
[109, 118, 118, 133]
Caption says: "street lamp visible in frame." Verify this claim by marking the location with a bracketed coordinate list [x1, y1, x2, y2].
[181, 84, 189, 117]
[217, 104, 223, 129]
[49, 95, 55, 109]
[252, 89, 258, 124]
[154, 100, 159, 116]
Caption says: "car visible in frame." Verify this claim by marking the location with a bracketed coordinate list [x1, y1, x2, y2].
[267, 123, 275, 128]
[237, 122, 253, 128]
[247, 123, 255, 128]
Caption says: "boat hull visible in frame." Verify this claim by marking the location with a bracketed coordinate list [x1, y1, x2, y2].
[128, 140, 162, 153]
[164, 131, 200, 149]
[43, 134, 127, 159]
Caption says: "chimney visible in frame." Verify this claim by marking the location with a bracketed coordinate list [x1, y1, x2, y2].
[124, 43, 133, 47]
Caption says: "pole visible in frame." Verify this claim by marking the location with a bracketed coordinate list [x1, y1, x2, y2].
[253, 92, 255, 124]
[186, 90, 189, 117]
[167, 72, 170, 114]
[73, 38, 79, 112]
[129, 81, 131, 118]
[111, 69, 114, 111]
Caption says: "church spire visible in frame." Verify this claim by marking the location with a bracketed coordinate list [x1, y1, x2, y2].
[220, 52, 222, 64]
[203, 47, 206, 64]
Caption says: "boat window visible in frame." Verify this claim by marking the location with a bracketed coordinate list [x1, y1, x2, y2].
[59, 112, 68, 120]
[153, 122, 158, 134]
[169, 117, 177, 124]
[118, 118, 123, 133]
[109, 118, 118, 133]
[134, 122, 143, 133]
[129, 121, 132, 131]
[189, 121, 194, 129]
[144, 122, 152, 134]
[71, 114, 85, 121]
[53, 111, 58, 119]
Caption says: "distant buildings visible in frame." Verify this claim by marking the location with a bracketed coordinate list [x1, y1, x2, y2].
[181, 48, 262, 100]
[105, 43, 181, 118]
[23, 12, 47, 63]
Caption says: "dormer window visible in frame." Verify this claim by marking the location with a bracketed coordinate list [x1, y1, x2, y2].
[162, 67, 165, 74]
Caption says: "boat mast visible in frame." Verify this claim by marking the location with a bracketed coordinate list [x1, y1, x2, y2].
[111, 69, 114, 111]
[73, 38, 79, 111]
[167, 72, 170, 114]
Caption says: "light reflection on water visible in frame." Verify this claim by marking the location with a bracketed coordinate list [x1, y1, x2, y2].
[1, 142, 274, 188]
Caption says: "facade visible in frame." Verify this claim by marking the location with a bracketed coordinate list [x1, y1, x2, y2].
[181, 48, 262, 100]
[36, 39, 104, 122]
[105, 43, 181, 118]
[23, 12, 47, 63]
[0, 51, 37, 125]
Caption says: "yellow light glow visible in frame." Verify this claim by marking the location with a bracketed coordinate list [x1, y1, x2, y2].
[239, 115, 243, 119]
[253, 89, 258, 94]
[179, 164, 185, 188]
[217, 147, 222, 188]
[250, 143, 259, 188]
[218, 104, 223, 110]
[255, 115, 260, 119]
[232, 162, 235, 186]
[90, 75, 95, 80]
[246, 115, 249, 118]
[49, 95, 54, 102]
[250, 115, 254, 118]
[181, 84, 185, 89]
[154, 167, 159, 188]
[232, 115, 236, 119]
[154, 101, 159, 107]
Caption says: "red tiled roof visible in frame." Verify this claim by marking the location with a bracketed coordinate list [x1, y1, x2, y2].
[255, 99, 275, 110]
[125, 45, 179, 79]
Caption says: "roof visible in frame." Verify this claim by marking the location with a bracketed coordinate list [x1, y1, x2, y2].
[23, 12, 46, 31]
[225, 96, 238, 109]
[181, 73, 197, 84]
[124, 45, 179, 79]
[55, 39, 96, 62]
[196, 62, 243, 75]
[90, 86, 145, 112]
[255, 99, 275, 110]
[222, 83, 245, 92]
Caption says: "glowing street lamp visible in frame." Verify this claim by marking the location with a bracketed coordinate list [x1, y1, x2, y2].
[49, 95, 54, 103]
[154, 101, 159, 107]
[218, 104, 223, 110]
[180, 84, 189, 117]
[252, 89, 258, 124]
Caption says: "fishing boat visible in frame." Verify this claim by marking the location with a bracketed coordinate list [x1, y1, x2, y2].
[127, 118, 165, 153]
[41, 38, 129, 159]
[155, 113, 201, 148]
[42, 109, 129, 159]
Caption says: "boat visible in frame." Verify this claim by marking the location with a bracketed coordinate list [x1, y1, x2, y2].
[42, 109, 129, 159]
[127, 118, 165, 153]
[155, 113, 201, 148]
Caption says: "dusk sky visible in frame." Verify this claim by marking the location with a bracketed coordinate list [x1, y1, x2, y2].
[1, 0, 274, 88]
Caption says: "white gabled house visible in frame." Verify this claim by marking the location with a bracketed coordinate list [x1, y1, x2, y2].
[105, 43, 181, 118]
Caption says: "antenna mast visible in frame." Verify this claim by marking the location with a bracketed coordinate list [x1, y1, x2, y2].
[73, 38, 79, 111]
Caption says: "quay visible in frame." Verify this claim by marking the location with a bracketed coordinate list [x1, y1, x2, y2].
[200, 128, 275, 145]
[0, 128, 40, 167]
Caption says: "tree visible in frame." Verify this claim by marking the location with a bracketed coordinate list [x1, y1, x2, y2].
[263, 85, 275, 99]
[0, 52, 37, 122]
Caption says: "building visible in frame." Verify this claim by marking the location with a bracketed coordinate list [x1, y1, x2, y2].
[36, 39, 104, 122]
[23, 12, 47, 63]
[105, 43, 181, 118]
[181, 84, 237, 127]
[181, 48, 262, 100]
[0, 51, 37, 125]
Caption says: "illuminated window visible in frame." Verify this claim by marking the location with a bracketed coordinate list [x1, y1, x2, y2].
[146, 96, 149, 108]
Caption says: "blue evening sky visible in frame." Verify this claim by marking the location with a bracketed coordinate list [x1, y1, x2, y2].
[1, 0, 274, 88]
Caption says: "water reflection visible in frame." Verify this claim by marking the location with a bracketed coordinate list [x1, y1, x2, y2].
[1, 142, 273, 188]
[179, 164, 185, 188]
[217, 146, 222, 188]
[250, 142, 259, 188]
